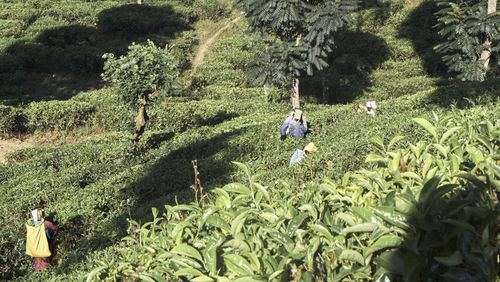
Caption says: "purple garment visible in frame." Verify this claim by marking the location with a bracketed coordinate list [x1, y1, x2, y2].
[34, 220, 58, 272]
[280, 115, 307, 138]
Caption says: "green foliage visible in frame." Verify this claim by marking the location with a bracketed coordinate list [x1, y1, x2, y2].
[1, 1, 499, 281]
[236, 0, 358, 94]
[24, 100, 95, 132]
[0, 105, 26, 135]
[193, 0, 231, 22]
[85, 110, 500, 281]
[102, 40, 179, 105]
[72, 87, 135, 132]
[191, 30, 261, 89]
[0, 132, 133, 279]
[434, 0, 500, 81]
[98, 4, 189, 35]
[0, 0, 195, 105]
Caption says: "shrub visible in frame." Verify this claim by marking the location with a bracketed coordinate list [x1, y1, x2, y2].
[97, 4, 189, 36]
[193, 0, 231, 22]
[85, 110, 500, 281]
[70, 87, 135, 132]
[0, 105, 26, 135]
[24, 100, 95, 132]
[0, 19, 24, 37]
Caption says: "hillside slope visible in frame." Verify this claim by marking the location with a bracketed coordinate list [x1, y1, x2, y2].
[0, 0, 498, 280]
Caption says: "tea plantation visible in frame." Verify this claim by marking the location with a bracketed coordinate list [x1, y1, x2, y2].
[0, 0, 498, 281]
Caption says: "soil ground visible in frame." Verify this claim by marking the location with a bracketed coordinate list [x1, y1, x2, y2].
[0, 137, 36, 164]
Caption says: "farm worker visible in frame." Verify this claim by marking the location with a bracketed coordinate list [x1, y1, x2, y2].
[31, 208, 58, 273]
[289, 142, 318, 167]
[353, 101, 377, 116]
[280, 109, 308, 139]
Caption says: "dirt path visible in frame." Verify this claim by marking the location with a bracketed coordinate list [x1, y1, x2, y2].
[192, 16, 242, 70]
[0, 137, 37, 164]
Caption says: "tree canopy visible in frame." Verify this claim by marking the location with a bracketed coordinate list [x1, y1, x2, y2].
[236, 0, 358, 107]
[102, 40, 179, 105]
[434, 0, 499, 81]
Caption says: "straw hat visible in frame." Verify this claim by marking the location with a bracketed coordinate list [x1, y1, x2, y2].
[303, 142, 317, 154]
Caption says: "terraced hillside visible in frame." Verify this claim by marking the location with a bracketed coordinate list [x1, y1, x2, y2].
[0, 0, 498, 280]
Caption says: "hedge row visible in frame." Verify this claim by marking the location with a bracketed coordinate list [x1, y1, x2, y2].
[0, 100, 94, 135]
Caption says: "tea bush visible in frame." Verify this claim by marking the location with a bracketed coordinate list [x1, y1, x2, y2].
[0, 132, 134, 279]
[0, 0, 499, 280]
[84, 108, 499, 281]
[24, 100, 95, 132]
[193, 0, 231, 22]
[190, 28, 261, 89]
[0, 105, 26, 136]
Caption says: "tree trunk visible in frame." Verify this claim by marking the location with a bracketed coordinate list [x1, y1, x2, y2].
[291, 77, 300, 109]
[133, 98, 148, 148]
[322, 72, 329, 104]
[264, 42, 270, 101]
[291, 34, 302, 109]
[480, 0, 497, 75]
[263, 83, 269, 101]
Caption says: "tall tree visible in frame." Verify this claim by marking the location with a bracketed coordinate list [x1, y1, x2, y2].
[246, 43, 287, 101]
[236, 0, 357, 108]
[434, 0, 499, 81]
[102, 40, 179, 149]
[480, 0, 498, 71]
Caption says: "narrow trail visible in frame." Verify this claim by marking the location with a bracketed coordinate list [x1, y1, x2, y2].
[0, 137, 36, 164]
[192, 16, 242, 70]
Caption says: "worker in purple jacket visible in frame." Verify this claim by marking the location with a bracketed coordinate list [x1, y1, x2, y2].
[280, 110, 308, 139]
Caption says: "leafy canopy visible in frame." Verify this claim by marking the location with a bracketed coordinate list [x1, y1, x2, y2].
[434, 0, 500, 81]
[236, 0, 358, 81]
[102, 40, 179, 105]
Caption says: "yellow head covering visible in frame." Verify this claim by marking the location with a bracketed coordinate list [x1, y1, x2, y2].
[303, 142, 317, 154]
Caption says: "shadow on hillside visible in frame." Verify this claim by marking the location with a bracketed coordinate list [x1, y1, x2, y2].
[301, 30, 390, 104]
[126, 129, 242, 209]
[398, 0, 447, 77]
[0, 4, 190, 105]
[58, 129, 243, 268]
[355, 0, 393, 31]
[423, 78, 500, 110]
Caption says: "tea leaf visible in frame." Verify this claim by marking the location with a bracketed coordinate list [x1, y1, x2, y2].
[339, 250, 364, 265]
[206, 215, 230, 232]
[224, 254, 253, 275]
[232, 161, 251, 179]
[223, 183, 252, 196]
[343, 223, 380, 234]
[412, 118, 437, 142]
[173, 268, 204, 277]
[434, 250, 462, 266]
[439, 126, 461, 145]
[364, 235, 403, 256]
[231, 209, 251, 236]
[306, 237, 320, 268]
[388, 136, 405, 151]
[311, 223, 335, 241]
[172, 244, 203, 262]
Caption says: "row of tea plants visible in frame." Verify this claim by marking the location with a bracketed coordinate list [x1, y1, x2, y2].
[85, 109, 499, 281]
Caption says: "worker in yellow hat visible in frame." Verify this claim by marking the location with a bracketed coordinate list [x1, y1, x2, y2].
[289, 142, 318, 166]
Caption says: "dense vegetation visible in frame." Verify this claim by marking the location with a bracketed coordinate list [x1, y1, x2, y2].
[0, 0, 498, 281]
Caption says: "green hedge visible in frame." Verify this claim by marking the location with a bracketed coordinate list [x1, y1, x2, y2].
[24, 100, 95, 131]
[0, 105, 26, 135]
